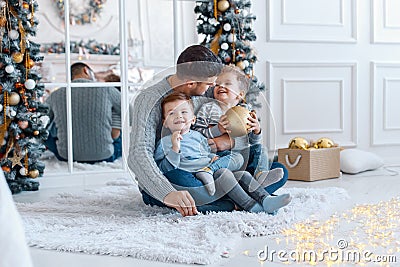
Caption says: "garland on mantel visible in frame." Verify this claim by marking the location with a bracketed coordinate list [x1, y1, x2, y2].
[40, 40, 120, 55]
[53, 0, 106, 25]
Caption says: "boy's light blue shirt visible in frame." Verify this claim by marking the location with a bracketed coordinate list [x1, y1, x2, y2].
[154, 130, 216, 174]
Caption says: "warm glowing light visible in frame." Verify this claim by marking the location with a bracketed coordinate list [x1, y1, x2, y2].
[272, 197, 400, 265]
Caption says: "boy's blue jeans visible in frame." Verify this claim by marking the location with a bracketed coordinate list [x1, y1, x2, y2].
[141, 168, 236, 213]
[141, 145, 288, 212]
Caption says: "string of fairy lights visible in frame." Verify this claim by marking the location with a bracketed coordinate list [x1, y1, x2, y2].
[253, 198, 400, 266]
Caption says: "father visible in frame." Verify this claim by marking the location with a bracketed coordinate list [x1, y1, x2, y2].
[128, 45, 287, 217]
[129, 45, 234, 216]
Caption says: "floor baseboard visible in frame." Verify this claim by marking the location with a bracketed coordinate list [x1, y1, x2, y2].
[38, 170, 133, 189]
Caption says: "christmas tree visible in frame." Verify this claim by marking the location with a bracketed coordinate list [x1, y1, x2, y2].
[0, 0, 48, 194]
[195, 0, 265, 108]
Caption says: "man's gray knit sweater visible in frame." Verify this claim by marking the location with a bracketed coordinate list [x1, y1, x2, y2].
[47, 78, 121, 161]
[128, 77, 209, 202]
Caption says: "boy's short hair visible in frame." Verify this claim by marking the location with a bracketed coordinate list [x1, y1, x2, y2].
[220, 65, 250, 93]
[176, 45, 222, 80]
[161, 92, 194, 118]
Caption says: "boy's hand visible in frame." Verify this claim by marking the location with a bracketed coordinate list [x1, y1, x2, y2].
[218, 115, 232, 134]
[210, 155, 219, 163]
[247, 111, 261, 135]
[171, 131, 183, 152]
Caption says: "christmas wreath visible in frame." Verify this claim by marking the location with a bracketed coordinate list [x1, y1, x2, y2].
[54, 0, 106, 25]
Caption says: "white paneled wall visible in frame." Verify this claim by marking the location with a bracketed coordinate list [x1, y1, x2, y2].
[372, 63, 400, 145]
[250, 0, 400, 163]
[373, 0, 400, 43]
[268, 62, 357, 149]
[268, 0, 357, 42]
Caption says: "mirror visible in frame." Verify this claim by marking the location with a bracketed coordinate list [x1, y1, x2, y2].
[34, 0, 123, 174]
[32, 0, 195, 179]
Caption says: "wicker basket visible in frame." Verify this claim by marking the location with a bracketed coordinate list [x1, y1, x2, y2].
[278, 148, 341, 181]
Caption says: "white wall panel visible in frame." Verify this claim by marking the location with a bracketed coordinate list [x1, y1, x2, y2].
[282, 80, 343, 133]
[384, 79, 400, 130]
[268, 62, 357, 150]
[372, 63, 400, 145]
[268, 0, 357, 42]
[372, 0, 400, 43]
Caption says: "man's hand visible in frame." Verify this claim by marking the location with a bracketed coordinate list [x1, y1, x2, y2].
[163, 191, 198, 217]
[247, 111, 261, 135]
[208, 133, 234, 152]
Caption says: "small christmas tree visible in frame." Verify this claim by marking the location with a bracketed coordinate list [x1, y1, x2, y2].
[0, 0, 48, 194]
[195, 0, 265, 108]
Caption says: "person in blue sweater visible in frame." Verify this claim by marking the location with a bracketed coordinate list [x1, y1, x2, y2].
[154, 92, 291, 214]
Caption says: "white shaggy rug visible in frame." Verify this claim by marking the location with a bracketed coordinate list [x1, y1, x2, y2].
[16, 179, 349, 265]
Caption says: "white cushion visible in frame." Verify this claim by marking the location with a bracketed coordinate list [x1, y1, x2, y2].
[340, 149, 384, 174]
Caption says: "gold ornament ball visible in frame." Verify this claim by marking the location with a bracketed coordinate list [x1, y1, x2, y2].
[217, 0, 230, 12]
[0, 17, 7, 27]
[33, 130, 40, 136]
[2, 166, 11, 173]
[22, 2, 30, 9]
[236, 61, 246, 70]
[28, 59, 35, 68]
[288, 137, 309, 150]
[9, 92, 21, 105]
[225, 106, 251, 137]
[28, 169, 39, 178]
[12, 52, 24, 63]
[15, 82, 24, 89]
[314, 137, 335, 149]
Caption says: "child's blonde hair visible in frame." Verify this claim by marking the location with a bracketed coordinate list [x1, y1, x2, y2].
[220, 65, 250, 94]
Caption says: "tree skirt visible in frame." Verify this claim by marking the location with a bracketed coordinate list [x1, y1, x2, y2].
[16, 179, 348, 265]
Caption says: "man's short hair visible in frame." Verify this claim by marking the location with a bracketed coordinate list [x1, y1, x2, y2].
[71, 62, 93, 79]
[176, 45, 222, 80]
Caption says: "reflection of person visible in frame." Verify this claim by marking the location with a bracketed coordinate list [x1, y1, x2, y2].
[155, 92, 243, 195]
[193, 65, 288, 193]
[129, 45, 234, 216]
[45, 62, 122, 163]
[103, 73, 121, 91]
[102, 72, 121, 139]
[0, 172, 33, 267]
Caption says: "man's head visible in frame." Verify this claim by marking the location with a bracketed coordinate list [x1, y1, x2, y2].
[174, 45, 223, 96]
[71, 62, 96, 81]
[161, 92, 196, 134]
[214, 65, 249, 107]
